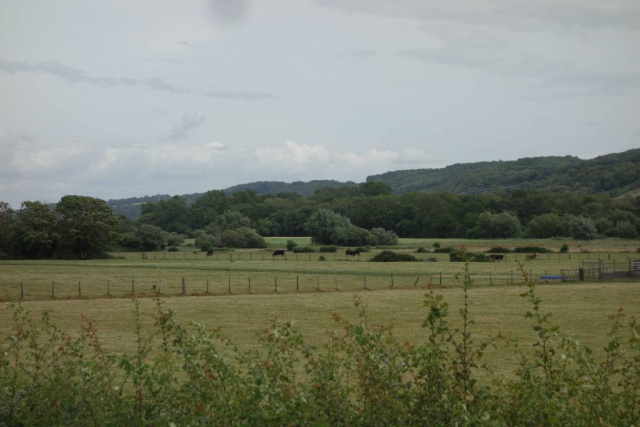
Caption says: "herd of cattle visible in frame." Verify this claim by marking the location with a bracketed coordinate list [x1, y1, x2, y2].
[204, 250, 538, 260]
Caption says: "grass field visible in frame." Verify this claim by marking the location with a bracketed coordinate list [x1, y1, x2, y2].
[1, 282, 638, 379]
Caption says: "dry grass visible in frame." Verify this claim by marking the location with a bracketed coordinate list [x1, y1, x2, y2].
[1, 282, 638, 379]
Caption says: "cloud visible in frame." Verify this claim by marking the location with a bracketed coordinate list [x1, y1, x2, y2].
[0, 59, 278, 100]
[256, 141, 331, 170]
[313, 0, 640, 32]
[168, 112, 206, 140]
[211, 0, 251, 23]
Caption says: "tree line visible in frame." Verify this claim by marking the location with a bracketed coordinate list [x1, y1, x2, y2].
[1, 181, 639, 258]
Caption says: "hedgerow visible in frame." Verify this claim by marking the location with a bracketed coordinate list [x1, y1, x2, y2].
[1, 264, 639, 425]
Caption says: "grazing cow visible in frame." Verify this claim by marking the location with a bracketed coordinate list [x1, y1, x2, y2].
[272, 250, 285, 257]
[206, 250, 213, 257]
[526, 253, 538, 260]
[488, 254, 504, 261]
[346, 249, 360, 257]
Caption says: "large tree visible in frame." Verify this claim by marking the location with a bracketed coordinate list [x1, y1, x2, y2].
[13, 201, 58, 258]
[56, 195, 121, 257]
[0, 202, 15, 257]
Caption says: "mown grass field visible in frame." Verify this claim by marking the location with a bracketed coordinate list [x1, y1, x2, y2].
[1, 282, 639, 379]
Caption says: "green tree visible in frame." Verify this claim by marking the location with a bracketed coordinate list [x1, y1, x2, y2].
[221, 227, 267, 248]
[136, 225, 167, 251]
[568, 215, 598, 240]
[370, 227, 398, 245]
[469, 211, 521, 238]
[359, 181, 392, 197]
[305, 209, 352, 244]
[527, 213, 566, 238]
[0, 202, 15, 257]
[56, 195, 121, 257]
[330, 226, 378, 246]
[613, 220, 639, 238]
[13, 201, 58, 258]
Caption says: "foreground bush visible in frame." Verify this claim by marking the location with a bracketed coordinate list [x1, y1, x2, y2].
[450, 249, 490, 262]
[369, 250, 418, 262]
[1, 268, 639, 426]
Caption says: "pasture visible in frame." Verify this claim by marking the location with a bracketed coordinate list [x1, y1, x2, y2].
[1, 236, 639, 378]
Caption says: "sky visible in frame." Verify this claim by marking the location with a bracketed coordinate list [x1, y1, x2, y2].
[1, 0, 639, 207]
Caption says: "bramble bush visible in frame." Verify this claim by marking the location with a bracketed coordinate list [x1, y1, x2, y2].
[1, 263, 639, 425]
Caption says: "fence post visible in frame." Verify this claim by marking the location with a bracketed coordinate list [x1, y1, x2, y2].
[248, 277, 251, 293]
[108, 280, 110, 296]
[414, 277, 420, 287]
[159, 280, 162, 294]
[364, 276, 367, 290]
[614, 259, 616, 271]
[335, 277, 338, 290]
[228, 277, 231, 293]
[20, 283, 24, 299]
[490, 271, 492, 285]
[391, 273, 394, 287]
[296, 276, 299, 291]
[511, 270, 513, 284]
[530, 270, 532, 281]
[78, 281, 81, 296]
[317, 276, 319, 291]
[275, 277, 278, 292]
[182, 277, 186, 295]
[132, 279, 135, 295]
[439, 272, 442, 285]
[52, 281, 55, 298]
[545, 270, 547, 281]
[206, 278, 209, 294]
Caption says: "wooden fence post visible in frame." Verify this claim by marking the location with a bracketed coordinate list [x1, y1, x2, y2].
[107, 280, 110, 296]
[159, 280, 162, 294]
[335, 277, 338, 290]
[248, 277, 251, 293]
[511, 270, 514, 284]
[489, 271, 492, 285]
[391, 273, 394, 287]
[20, 283, 24, 299]
[363, 276, 367, 290]
[275, 277, 278, 292]
[132, 279, 135, 295]
[52, 281, 55, 298]
[439, 272, 442, 285]
[317, 276, 319, 291]
[78, 281, 81, 296]
[182, 277, 186, 295]
[206, 278, 209, 294]
[414, 277, 420, 287]
[228, 277, 231, 293]
[296, 276, 299, 291]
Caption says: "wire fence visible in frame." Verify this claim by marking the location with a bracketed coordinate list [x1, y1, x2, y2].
[5, 267, 623, 302]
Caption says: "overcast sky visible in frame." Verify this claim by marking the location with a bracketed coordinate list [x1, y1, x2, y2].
[1, 0, 639, 207]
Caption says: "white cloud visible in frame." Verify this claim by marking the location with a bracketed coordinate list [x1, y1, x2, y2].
[256, 140, 331, 170]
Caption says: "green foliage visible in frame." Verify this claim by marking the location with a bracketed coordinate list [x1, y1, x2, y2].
[164, 232, 184, 247]
[0, 201, 14, 258]
[13, 201, 58, 258]
[318, 246, 337, 253]
[369, 250, 418, 262]
[434, 247, 454, 253]
[292, 246, 316, 253]
[432, 242, 441, 248]
[449, 249, 490, 262]
[167, 246, 179, 252]
[330, 226, 378, 247]
[527, 212, 566, 238]
[221, 227, 267, 248]
[57, 195, 122, 258]
[468, 211, 521, 238]
[415, 247, 429, 253]
[560, 243, 569, 253]
[514, 246, 554, 253]
[286, 239, 297, 251]
[305, 209, 351, 244]
[359, 180, 392, 197]
[370, 227, 399, 245]
[486, 246, 512, 253]
[136, 224, 166, 251]
[195, 234, 219, 251]
[613, 220, 639, 238]
[2, 273, 640, 425]
[568, 215, 598, 240]
[354, 246, 372, 253]
[254, 219, 282, 237]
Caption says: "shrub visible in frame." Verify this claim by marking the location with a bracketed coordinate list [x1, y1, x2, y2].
[331, 226, 378, 247]
[449, 249, 490, 262]
[167, 246, 179, 252]
[355, 246, 371, 253]
[318, 255, 326, 261]
[370, 227, 399, 246]
[319, 246, 337, 253]
[434, 247, 453, 253]
[286, 239, 297, 251]
[514, 246, 554, 253]
[568, 215, 598, 240]
[613, 220, 639, 239]
[415, 247, 429, 253]
[292, 246, 316, 253]
[433, 242, 441, 249]
[427, 257, 437, 262]
[560, 243, 569, 253]
[486, 246, 512, 253]
[221, 227, 267, 248]
[370, 250, 418, 262]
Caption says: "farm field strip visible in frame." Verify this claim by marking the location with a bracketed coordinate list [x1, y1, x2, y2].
[1, 283, 639, 379]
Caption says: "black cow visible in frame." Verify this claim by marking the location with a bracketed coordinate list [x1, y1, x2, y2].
[346, 249, 360, 257]
[272, 250, 285, 257]
[206, 250, 213, 257]
[488, 254, 504, 261]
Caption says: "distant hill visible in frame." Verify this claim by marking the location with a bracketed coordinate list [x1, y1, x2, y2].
[367, 149, 640, 196]
[108, 180, 356, 219]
